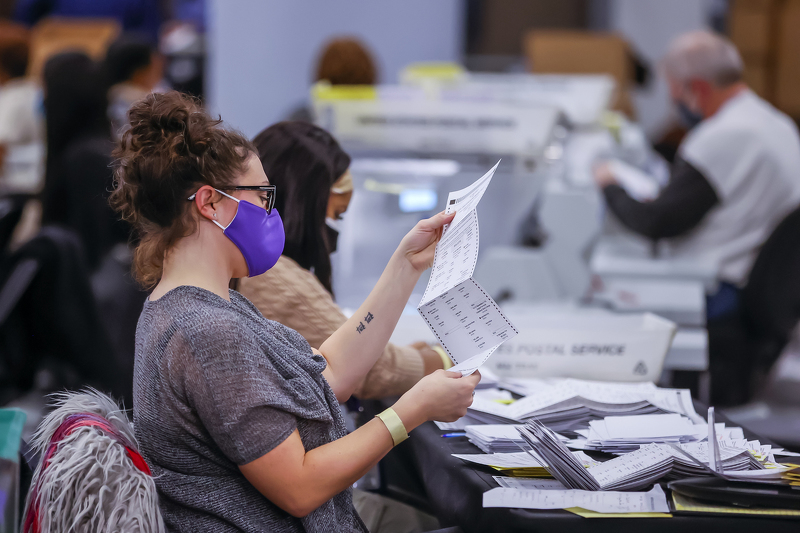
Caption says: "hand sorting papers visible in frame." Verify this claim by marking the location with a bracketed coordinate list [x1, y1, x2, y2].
[483, 484, 670, 514]
[417, 162, 518, 375]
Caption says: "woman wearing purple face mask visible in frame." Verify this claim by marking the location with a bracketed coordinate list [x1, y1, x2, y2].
[111, 91, 479, 533]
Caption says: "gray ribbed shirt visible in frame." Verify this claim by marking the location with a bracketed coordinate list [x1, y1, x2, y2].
[133, 285, 367, 532]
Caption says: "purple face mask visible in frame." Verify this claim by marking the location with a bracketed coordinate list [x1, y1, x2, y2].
[213, 189, 285, 277]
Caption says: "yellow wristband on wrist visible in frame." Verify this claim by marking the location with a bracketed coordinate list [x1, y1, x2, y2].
[376, 408, 409, 446]
[432, 346, 453, 370]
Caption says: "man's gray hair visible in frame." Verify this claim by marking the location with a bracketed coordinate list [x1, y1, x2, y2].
[662, 31, 743, 87]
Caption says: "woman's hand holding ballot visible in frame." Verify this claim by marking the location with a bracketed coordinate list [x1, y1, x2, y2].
[393, 369, 480, 428]
[397, 210, 455, 272]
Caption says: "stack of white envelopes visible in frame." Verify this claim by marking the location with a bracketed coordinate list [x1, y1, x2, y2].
[468, 379, 701, 433]
[571, 413, 705, 453]
[465, 425, 535, 453]
[569, 413, 751, 454]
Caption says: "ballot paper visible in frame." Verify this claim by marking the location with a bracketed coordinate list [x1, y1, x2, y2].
[483, 484, 670, 514]
[417, 162, 518, 374]
[586, 444, 675, 490]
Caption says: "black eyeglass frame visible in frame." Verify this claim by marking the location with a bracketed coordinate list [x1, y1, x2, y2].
[188, 185, 277, 214]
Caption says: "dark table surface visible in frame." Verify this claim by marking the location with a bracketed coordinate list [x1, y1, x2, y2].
[388, 406, 800, 533]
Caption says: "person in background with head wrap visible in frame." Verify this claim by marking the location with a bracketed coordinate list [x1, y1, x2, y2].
[288, 36, 378, 122]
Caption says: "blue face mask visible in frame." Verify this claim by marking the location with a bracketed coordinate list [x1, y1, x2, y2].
[675, 99, 703, 130]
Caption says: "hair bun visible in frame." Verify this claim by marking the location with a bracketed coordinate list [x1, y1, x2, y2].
[125, 92, 212, 156]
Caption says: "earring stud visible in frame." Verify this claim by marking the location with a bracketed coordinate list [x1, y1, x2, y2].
[213, 213, 217, 218]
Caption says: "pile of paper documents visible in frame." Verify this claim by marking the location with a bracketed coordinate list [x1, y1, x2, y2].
[518, 419, 677, 491]
[518, 417, 796, 491]
[452, 450, 600, 478]
[570, 413, 707, 453]
[468, 378, 701, 433]
[665, 442, 764, 478]
[465, 425, 532, 453]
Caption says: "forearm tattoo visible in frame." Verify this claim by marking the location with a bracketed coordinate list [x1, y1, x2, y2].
[356, 312, 374, 334]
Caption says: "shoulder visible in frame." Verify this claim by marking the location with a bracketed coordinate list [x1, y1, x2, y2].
[229, 289, 314, 351]
[680, 92, 789, 172]
[148, 286, 256, 355]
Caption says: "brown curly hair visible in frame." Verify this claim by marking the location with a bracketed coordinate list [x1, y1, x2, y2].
[315, 37, 377, 85]
[110, 91, 255, 288]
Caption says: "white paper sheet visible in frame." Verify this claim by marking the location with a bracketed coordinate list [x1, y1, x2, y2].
[420, 210, 480, 304]
[417, 162, 518, 375]
[442, 161, 499, 238]
[606, 159, 660, 201]
[482, 484, 670, 513]
[587, 444, 674, 489]
[493, 477, 568, 490]
[453, 450, 600, 469]
[452, 451, 546, 469]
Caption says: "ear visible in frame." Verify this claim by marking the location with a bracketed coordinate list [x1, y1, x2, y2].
[192, 185, 221, 222]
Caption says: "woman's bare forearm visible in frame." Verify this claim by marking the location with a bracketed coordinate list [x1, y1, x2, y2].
[240, 396, 426, 517]
[319, 250, 421, 400]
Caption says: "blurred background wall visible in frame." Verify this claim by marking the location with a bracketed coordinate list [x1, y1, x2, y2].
[206, 0, 464, 138]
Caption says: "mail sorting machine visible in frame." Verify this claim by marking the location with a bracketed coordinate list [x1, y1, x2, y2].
[313, 72, 708, 381]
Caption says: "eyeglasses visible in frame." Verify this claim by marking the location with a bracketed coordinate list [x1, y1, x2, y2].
[188, 185, 277, 214]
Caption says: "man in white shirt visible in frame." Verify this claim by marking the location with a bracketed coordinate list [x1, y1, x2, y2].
[595, 31, 800, 315]
[0, 30, 44, 194]
[593, 31, 800, 405]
